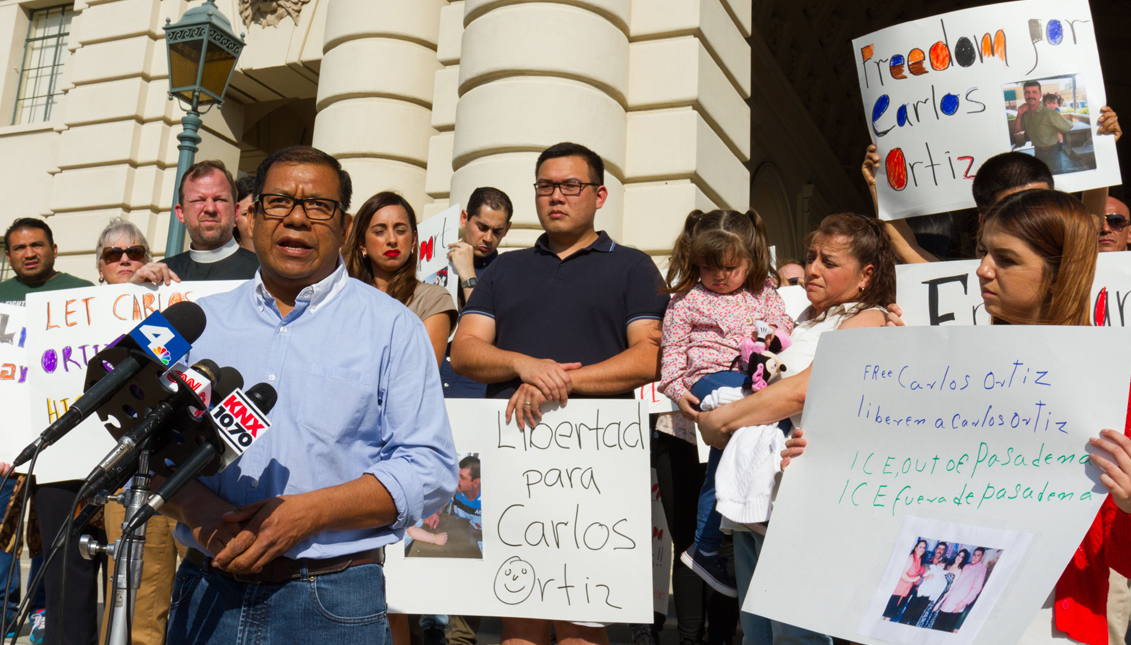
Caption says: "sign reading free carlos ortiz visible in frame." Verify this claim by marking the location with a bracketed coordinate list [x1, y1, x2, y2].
[745, 326, 1131, 644]
[857, 0, 1121, 219]
[385, 399, 653, 623]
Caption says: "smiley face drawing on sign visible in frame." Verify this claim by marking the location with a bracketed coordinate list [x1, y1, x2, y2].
[494, 556, 536, 605]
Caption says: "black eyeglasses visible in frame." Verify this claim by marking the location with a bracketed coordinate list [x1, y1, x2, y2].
[258, 194, 341, 221]
[1104, 213, 1129, 232]
[101, 246, 147, 263]
[533, 181, 600, 197]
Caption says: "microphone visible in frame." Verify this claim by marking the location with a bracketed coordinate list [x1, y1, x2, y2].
[76, 359, 221, 501]
[12, 301, 206, 467]
[124, 382, 277, 533]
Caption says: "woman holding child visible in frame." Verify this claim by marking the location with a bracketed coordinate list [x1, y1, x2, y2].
[690, 212, 898, 644]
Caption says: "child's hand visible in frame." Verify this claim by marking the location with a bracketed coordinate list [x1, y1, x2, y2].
[432, 532, 448, 546]
[780, 428, 807, 471]
[677, 391, 700, 421]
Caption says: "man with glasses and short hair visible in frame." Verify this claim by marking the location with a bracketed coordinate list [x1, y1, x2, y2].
[131, 160, 259, 284]
[452, 142, 668, 645]
[1098, 196, 1130, 253]
[162, 145, 456, 643]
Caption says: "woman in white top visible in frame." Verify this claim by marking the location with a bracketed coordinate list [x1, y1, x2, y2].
[695, 213, 898, 645]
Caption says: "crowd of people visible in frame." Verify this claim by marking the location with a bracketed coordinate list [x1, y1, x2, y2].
[0, 126, 1129, 645]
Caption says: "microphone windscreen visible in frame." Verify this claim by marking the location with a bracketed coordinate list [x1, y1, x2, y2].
[245, 383, 278, 414]
[191, 358, 221, 386]
[215, 367, 244, 401]
[162, 301, 207, 344]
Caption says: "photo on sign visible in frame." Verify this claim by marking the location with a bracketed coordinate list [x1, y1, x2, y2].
[880, 538, 1003, 634]
[1002, 74, 1095, 176]
[405, 451, 482, 560]
[858, 516, 1029, 645]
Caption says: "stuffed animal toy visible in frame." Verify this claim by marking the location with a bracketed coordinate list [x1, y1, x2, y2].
[736, 323, 792, 391]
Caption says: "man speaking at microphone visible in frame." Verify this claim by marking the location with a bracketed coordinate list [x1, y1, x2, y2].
[159, 145, 457, 644]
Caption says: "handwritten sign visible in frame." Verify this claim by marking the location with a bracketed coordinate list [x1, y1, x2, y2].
[417, 203, 462, 306]
[744, 326, 1129, 644]
[385, 399, 652, 623]
[0, 304, 34, 470]
[24, 282, 243, 483]
[896, 252, 1131, 327]
[855, 0, 1120, 219]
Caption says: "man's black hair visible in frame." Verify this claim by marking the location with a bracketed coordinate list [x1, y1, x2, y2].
[4, 218, 53, 250]
[459, 455, 481, 481]
[236, 175, 257, 203]
[1023, 80, 1042, 92]
[254, 145, 353, 213]
[467, 187, 514, 222]
[536, 142, 605, 185]
[972, 152, 1054, 213]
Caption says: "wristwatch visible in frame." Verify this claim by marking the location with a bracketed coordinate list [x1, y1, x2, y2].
[460, 277, 478, 289]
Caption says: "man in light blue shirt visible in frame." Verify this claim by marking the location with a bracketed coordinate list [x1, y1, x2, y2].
[162, 145, 457, 644]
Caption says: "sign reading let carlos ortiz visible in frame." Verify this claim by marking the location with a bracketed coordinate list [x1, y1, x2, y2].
[856, 0, 1120, 219]
[746, 327, 1130, 644]
[22, 281, 243, 483]
[385, 399, 653, 623]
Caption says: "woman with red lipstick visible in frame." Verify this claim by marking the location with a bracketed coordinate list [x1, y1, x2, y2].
[95, 218, 152, 285]
[345, 191, 456, 367]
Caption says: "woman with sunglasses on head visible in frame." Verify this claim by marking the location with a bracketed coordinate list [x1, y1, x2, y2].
[784, 189, 1131, 644]
[92, 218, 186, 645]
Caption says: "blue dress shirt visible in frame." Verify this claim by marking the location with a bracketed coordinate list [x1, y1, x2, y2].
[172, 261, 458, 559]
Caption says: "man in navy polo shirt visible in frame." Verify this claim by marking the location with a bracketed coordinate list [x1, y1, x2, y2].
[452, 142, 668, 645]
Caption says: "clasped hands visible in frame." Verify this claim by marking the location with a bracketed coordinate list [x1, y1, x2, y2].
[505, 357, 582, 429]
[188, 494, 318, 575]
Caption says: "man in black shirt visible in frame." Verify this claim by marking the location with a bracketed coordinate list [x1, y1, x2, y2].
[132, 160, 259, 283]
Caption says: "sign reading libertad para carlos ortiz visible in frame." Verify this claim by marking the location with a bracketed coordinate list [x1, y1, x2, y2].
[855, 0, 1120, 220]
[385, 399, 653, 623]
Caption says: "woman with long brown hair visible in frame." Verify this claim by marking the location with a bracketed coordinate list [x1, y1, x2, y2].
[344, 192, 455, 366]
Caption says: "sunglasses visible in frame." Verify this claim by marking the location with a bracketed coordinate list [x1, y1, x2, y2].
[1104, 214, 1129, 233]
[101, 245, 147, 263]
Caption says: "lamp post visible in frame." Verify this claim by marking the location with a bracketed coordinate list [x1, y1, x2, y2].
[163, 0, 245, 256]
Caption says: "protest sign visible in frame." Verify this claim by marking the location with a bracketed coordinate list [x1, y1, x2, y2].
[896, 252, 1131, 326]
[744, 326, 1129, 644]
[24, 282, 243, 483]
[0, 304, 35, 469]
[385, 399, 652, 623]
[855, 0, 1120, 219]
[417, 203, 462, 305]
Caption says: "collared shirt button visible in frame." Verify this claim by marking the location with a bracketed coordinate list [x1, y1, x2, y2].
[250, 479, 258, 488]
[268, 374, 276, 382]
[280, 326, 288, 333]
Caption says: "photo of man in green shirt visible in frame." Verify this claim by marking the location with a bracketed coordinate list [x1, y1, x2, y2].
[1010, 80, 1077, 173]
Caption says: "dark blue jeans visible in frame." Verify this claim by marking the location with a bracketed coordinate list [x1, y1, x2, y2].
[0, 477, 45, 621]
[690, 371, 749, 555]
[166, 559, 391, 644]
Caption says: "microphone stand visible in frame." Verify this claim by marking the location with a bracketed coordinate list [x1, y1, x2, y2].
[79, 445, 153, 645]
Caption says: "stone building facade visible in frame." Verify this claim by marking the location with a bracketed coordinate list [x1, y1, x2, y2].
[0, 0, 866, 282]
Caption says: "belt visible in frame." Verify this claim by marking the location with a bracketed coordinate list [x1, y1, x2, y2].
[185, 546, 384, 585]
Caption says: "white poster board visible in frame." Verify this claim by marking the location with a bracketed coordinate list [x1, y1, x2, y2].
[385, 399, 653, 623]
[896, 252, 1131, 327]
[24, 281, 243, 483]
[0, 304, 34, 469]
[745, 326, 1129, 644]
[855, 0, 1120, 219]
[417, 203, 462, 306]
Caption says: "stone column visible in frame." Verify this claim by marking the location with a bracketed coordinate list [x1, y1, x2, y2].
[313, 0, 446, 214]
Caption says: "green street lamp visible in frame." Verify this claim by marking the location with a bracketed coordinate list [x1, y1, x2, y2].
[163, 0, 245, 257]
